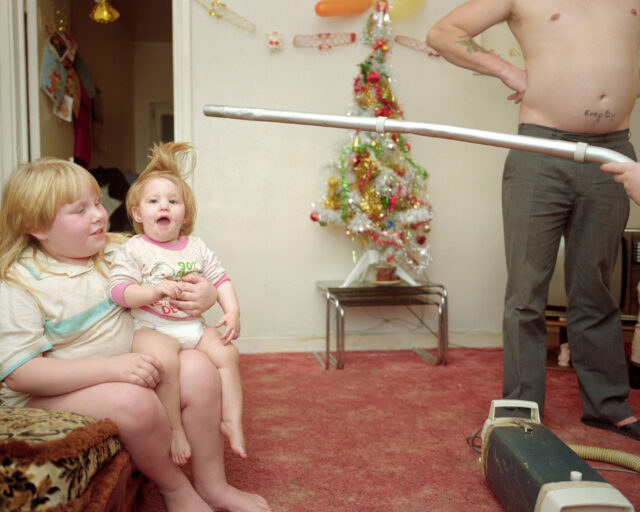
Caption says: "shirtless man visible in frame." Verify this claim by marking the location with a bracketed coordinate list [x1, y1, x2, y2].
[427, 0, 640, 440]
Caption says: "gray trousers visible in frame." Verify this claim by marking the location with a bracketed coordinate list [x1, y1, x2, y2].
[502, 123, 634, 422]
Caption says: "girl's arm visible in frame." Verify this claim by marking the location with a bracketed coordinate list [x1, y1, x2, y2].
[4, 352, 162, 396]
[214, 280, 241, 343]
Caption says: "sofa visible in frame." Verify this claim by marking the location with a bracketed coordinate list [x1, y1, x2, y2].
[0, 406, 144, 511]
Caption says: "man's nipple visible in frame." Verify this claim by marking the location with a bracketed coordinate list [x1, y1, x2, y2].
[549, 13, 560, 22]
[632, 8, 638, 16]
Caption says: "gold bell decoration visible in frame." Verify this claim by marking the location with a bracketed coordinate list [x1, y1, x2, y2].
[90, 0, 120, 24]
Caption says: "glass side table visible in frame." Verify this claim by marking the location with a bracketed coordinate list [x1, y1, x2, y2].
[316, 280, 448, 369]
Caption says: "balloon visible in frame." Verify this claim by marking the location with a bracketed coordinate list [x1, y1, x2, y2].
[389, 0, 425, 19]
[315, 0, 372, 17]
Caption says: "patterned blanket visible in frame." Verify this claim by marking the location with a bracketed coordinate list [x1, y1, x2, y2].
[0, 406, 123, 511]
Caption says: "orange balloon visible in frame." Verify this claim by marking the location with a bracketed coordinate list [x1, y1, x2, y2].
[315, 0, 372, 17]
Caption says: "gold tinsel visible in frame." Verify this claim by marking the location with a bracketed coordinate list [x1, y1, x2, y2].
[360, 185, 383, 219]
[321, 176, 343, 210]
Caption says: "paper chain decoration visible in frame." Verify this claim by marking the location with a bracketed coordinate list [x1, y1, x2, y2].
[293, 32, 357, 50]
[394, 35, 440, 57]
[195, 0, 256, 33]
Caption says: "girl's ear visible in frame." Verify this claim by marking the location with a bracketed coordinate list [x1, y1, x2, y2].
[131, 206, 142, 224]
[30, 231, 48, 242]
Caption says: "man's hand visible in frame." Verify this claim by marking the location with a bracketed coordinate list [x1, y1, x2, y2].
[500, 65, 527, 104]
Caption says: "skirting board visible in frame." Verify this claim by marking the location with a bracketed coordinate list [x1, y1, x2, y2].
[235, 331, 502, 354]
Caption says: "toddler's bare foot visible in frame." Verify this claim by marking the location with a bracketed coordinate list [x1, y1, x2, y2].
[201, 483, 270, 512]
[221, 420, 247, 458]
[160, 482, 212, 512]
[171, 427, 192, 466]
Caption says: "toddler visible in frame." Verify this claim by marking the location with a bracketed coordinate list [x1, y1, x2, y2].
[109, 142, 246, 465]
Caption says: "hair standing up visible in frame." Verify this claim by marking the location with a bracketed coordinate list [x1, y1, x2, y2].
[126, 142, 197, 236]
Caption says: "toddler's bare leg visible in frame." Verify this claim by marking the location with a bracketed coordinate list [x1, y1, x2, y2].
[133, 329, 191, 466]
[196, 326, 246, 458]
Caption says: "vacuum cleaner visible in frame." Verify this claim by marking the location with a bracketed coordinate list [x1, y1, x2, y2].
[481, 400, 635, 512]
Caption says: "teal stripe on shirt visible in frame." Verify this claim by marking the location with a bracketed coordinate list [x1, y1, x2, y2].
[44, 299, 116, 337]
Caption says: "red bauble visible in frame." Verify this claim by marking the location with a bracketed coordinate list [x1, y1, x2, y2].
[417, 235, 426, 245]
[310, 211, 319, 222]
[367, 70, 381, 83]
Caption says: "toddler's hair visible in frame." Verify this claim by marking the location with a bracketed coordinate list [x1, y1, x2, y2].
[0, 158, 111, 282]
[126, 142, 197, 236]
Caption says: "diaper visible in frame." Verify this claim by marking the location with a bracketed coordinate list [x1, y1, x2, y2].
[133, 317, 205, 349]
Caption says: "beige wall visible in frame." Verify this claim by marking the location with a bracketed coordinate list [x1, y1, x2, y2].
[186, 1, 640, 350]
[133, 42, 173, 174]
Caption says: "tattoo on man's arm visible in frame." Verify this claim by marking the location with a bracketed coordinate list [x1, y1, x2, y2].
[583, 109, 617, 122]
[457, 34, 490, 54]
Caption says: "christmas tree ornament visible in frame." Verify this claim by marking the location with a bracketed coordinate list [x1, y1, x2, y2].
[195, 0, 256, 33]
[90, 0, 119, 24]
[293, 32, 357, 50]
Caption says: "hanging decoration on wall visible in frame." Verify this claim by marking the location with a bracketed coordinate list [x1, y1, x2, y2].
[394, 35, 440, 57]
[310, 0, 433, 278]
[90, 0, 120, 24]
[315, 0, 372, 17]
[293, 32, 357, 51]
[314, 0, 426, 19]
[266, 31, 283, 52]
[195, 0, 256, 33]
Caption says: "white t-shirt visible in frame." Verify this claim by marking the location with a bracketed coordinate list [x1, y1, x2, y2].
[0, 246, 133, 407]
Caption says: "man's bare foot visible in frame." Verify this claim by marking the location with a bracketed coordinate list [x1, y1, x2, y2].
[171, 427, 192, 466]
[221, 420, 247, 458]
[200, 482, 271, 512]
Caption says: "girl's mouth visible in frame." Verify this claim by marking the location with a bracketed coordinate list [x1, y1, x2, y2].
[156, 216, 171, 226]
[91, 227, 105, 237]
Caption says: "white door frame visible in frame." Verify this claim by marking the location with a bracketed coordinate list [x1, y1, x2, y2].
[0, 0, 191, 186]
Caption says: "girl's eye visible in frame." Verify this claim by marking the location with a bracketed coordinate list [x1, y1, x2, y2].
[169, 199, 177, 204]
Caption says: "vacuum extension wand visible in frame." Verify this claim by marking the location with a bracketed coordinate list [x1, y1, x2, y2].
[203, 105, 634, 164]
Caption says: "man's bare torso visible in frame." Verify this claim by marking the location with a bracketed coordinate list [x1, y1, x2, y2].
[508, 0, 640, 133]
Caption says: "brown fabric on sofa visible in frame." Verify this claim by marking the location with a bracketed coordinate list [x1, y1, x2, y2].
[0, 406, 141, 511]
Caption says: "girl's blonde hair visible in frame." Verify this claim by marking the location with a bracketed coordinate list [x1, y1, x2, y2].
[127, 142, 197, 236]
[0, 158, 116, 282]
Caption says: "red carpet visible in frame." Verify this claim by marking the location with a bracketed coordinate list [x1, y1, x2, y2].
[141, 348, 640, 510]
[227, 349, 640, 511]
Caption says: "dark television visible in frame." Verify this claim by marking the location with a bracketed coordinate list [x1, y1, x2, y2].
[546, 228, 640, 322]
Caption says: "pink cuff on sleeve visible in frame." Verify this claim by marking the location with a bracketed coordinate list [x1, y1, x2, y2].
[214, 275, 230, 288]
[111, 282, 132, 307]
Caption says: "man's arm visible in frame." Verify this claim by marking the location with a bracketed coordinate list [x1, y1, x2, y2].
[427, 0, 525, 99]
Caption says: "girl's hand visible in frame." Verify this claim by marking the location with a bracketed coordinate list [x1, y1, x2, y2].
[169, 273, 217, 316]
[153, 280, 182, 300]
[216, 312, 241, 344]
[110, 353, 162, 388]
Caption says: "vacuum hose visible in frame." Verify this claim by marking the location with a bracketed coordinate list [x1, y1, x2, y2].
[569, 444, 640, 473]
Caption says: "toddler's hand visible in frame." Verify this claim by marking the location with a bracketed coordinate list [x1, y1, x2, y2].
[110, 353, 162, 388]
[153, 280, 182, 301]
[216, 312, 241, 344]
